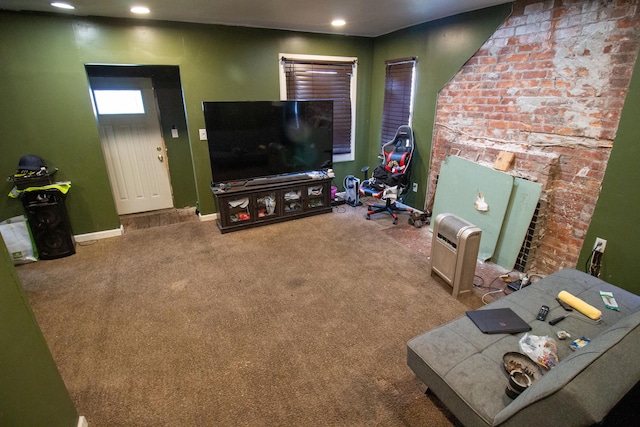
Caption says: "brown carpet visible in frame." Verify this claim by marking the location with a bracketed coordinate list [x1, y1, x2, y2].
[17, 207, 483, 426]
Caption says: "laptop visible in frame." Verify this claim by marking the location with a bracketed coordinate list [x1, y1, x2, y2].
[466, 308, 532, 334]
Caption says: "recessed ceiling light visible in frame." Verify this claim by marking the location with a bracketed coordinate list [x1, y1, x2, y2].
[51, 2, 75, 9]
[131, 6, 151, 14]
[332, 19, 346, 27]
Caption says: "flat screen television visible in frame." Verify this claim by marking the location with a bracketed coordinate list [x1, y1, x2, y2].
[203, 100, 334, 185]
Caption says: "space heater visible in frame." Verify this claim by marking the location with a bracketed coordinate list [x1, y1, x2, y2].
[430, 213, 482, 297]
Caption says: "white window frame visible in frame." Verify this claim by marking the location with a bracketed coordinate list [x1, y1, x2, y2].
[279, 53, 358, 163]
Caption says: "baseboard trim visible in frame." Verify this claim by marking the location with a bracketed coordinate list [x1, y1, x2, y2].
[78, 415, 88, 427]
[74, 225, 124, 242]
[198, 212, 217, 222]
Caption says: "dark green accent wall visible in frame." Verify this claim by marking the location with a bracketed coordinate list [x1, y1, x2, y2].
[0, 13, 119, 234]
[369, 5, 513, 210]
[176, 24, 374, 214]
[578, 55, 640, 295]
[0, 236, 78, 426]
[0, 12, 373, 229]
[0, 7, 510, 229]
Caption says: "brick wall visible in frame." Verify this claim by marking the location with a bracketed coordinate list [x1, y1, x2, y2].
[428, 0, 640, 274]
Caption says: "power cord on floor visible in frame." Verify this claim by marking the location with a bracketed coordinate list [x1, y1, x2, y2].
[481, 289, 504, 305]
[474, 275, 507, 305]
[474, 271, 548, 305]
[474, 275, 504, 291]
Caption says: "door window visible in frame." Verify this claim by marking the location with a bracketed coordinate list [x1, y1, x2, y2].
[93, 90, 145, 115]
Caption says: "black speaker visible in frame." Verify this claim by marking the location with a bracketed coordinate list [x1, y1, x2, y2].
[21, 190, 75, 260]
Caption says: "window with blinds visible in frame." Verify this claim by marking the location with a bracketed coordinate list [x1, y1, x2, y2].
[381, 58, 416, 145]
[280, 55, 357, 160]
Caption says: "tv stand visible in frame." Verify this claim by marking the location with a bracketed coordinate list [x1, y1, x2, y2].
[212, 176, 332, 233]
[245, 173, 312, 187]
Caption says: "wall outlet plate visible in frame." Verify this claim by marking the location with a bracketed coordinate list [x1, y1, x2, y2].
[594, 237, 607, 253]
[199, 129, 207, 140]
[412, 182, 418, 192]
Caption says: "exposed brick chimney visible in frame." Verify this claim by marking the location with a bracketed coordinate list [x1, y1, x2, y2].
[428, 0, 640, 274]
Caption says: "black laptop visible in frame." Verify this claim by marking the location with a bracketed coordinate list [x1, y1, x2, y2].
[466, 308, 532, 334]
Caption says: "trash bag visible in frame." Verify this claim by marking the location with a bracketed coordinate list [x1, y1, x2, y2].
[0, 215, 38, 264]
[519, 333, 558, 370]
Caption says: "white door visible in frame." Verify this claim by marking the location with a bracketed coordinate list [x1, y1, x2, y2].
[91, 77, 174, 215]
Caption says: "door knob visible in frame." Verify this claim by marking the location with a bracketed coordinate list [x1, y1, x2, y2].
[158, 154, 164, 162]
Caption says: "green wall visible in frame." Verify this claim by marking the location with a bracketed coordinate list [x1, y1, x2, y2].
[578, 55, 640, 295]
[0, 7, 511, 230]
[368, 5, 513, 210]
[0, 236, 79, 426]
[176, 24, 374, 214]
[0, 14, 119, 234]
[0, 12, 373, 230]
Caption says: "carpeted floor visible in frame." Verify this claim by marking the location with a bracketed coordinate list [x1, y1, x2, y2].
[17, 205, 490, 426]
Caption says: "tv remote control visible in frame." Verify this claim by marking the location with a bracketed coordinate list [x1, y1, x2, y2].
[536, 305, 549, 321]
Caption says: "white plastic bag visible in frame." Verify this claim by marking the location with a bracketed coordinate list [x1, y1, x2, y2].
[519, 333, 558, 369]
[0, 215, 38, 264]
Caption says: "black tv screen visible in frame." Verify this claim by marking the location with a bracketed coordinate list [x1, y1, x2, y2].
[203, 100, 334, 185]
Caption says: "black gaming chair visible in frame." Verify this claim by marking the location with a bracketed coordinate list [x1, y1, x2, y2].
[360, 125, 415, 224]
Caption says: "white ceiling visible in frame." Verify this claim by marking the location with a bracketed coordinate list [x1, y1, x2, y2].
[0, 0, 512, 37]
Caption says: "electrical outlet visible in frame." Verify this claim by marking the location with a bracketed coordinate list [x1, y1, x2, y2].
[412, 182, 418, 192]
[594, 237, 607, 253]
[199, 129, 207, 140]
